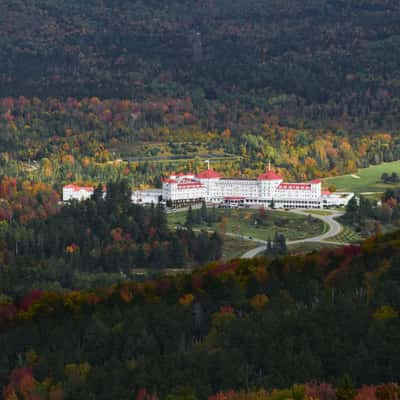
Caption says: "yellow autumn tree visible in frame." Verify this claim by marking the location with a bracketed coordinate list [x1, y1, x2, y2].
[179, 293, 195, 307]
[250, 294, 269, 311]
[373, 305, 398, 321]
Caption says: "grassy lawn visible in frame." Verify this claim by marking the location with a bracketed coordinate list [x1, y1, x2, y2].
[323, 160, 400, 194]
[221, 236, 258, 260]
[305, 209, 334, 216]
[112, 140, 242, 164]
[168, 208, 327, 241]
[329, 225, 364, 244]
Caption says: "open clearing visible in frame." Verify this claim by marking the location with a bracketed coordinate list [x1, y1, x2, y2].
[168, 208, 327, 241]
[222, 237, 258, 260]
[329, 225, 364, 243]
[323, 160, 400, 193]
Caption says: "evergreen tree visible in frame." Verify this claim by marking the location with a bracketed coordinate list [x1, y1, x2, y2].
[135, 245, 146, 268]
[92, 183, 104, 203]
[270, 199, 275, 209]
[170, 236, 186, 266]
[194, 209, 202, 225]
[359, 196, 373, 221]
[345, 196, 359, 222]
[268, 233, 287, 256]
[154, 203, 167, 235]
[336, 375, 356, 400]
[278, 233, 287, 255]
[200, 201, 208, 223]
[186, 206, 194, 227]
[391, 172, 399, 183]
[210, 207, 218, 224]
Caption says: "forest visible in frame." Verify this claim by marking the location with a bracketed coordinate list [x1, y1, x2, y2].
[1, 0, 400, 132]
[1, 97, 400, 188]
[1, 230, 400, 399]
[1, 0, 400, 186]
[0, 180, 223, 299]
[1, 1, 400, 398]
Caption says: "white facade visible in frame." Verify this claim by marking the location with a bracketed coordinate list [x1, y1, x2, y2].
[63, 167, 355, 209]
[63, 184, 94, 202]
[322, 191, 355, 207]
[162, 174, 207, 204]
[159, 168, 354, 209]
[131, 189, 163, 205]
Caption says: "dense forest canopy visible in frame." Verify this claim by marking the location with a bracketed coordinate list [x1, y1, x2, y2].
[0, 180, 223, 299]
[1, 0, 400, 131]
[1, 0, 400, 185]
[1, 231, 400, 399]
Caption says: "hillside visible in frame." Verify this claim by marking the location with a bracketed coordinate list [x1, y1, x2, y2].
[1, 0, 400, 132]
[1, 1, 400, 186]
[1, 231, 400, 399]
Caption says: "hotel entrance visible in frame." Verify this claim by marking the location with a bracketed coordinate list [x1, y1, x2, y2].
[223, 197, 246, 208]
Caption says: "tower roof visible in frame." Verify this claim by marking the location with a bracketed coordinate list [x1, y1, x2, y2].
[257, 170, 282, 181]
[196, 169, 222, 179]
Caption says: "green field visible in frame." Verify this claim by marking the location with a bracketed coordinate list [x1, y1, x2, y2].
[323, 160, 400, 194]
[305, 209, 335, 216]
[221, 237, 258, 260]
[168, 208, 327, 241]
[330, 225, 364, 244]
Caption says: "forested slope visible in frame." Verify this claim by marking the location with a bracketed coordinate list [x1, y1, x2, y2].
[1, 0, 400, 130]
[1, 232, 400, 399]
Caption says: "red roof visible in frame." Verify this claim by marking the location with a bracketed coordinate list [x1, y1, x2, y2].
[309, 179, 322, 184]
[196, 169, 222, 179]
[64, 184, 94, 192]
[162, 178, 177, 184]
[257, 171, 282, 181]
[322, 190, 332, 195]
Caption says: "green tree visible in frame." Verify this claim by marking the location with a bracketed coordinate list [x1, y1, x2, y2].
[200, 201, 208, 223]
[336, 375, 356, 400]
[166, 386, 198, 400]
[345, 196, 358, 222]
[186, 206, 194, 227]
[170, 236, 186, 266]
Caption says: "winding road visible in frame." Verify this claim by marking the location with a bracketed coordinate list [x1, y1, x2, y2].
[240, 210, 346, 259]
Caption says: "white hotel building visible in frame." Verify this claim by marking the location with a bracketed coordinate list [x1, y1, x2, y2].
[63, 167, 354, 209]
[62, 184, 94, 202]
[157, 168, 354, 209]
